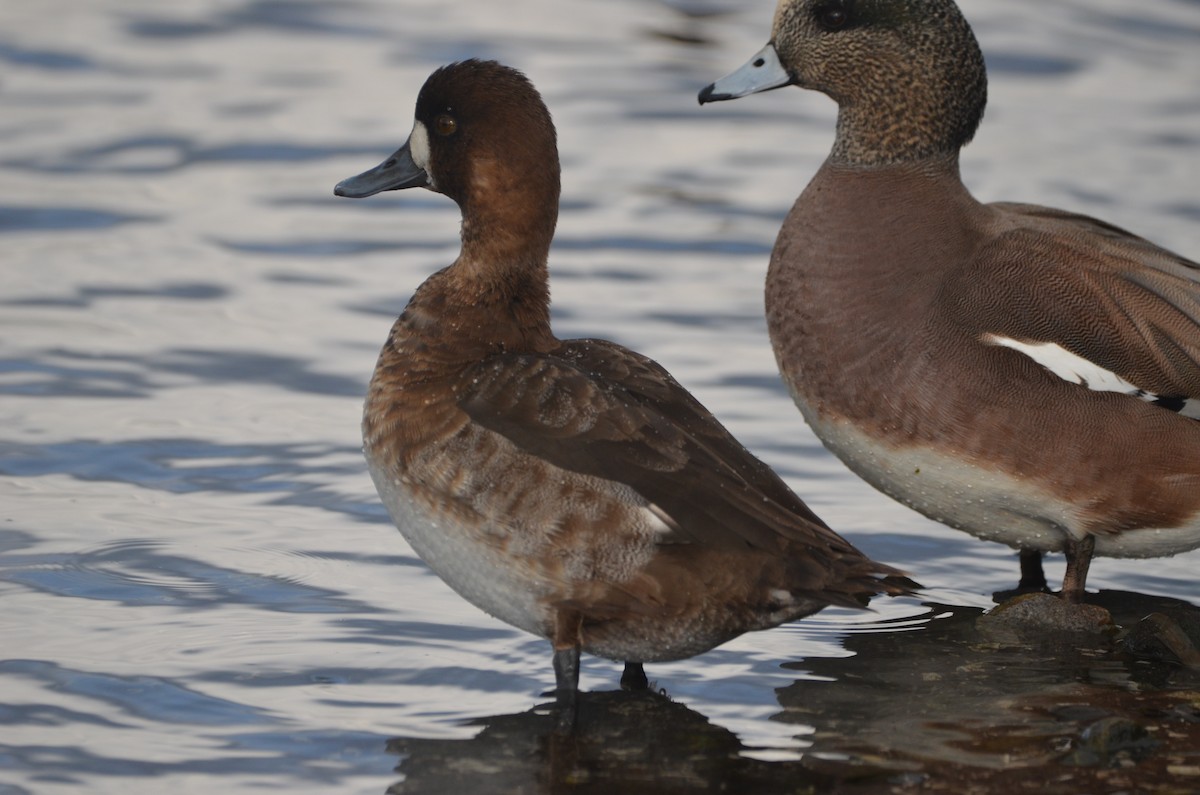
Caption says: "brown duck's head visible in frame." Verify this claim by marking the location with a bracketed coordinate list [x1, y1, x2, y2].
[335, 59, 560, 216]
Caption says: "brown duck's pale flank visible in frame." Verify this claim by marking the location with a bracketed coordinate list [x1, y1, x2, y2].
[335, 59, 911, 703]
[700, 0, 1200, 602]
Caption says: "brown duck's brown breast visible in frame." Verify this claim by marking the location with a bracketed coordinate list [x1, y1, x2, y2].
[363, 261, 901, 659]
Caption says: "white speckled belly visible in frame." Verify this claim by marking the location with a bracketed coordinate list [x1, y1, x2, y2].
[804, 410, 1200, 559]
[367, 462, 555, 639]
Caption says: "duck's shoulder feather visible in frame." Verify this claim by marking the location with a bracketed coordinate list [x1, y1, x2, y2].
[456, 337, 881, 563]
[945, 202, 1200, 406]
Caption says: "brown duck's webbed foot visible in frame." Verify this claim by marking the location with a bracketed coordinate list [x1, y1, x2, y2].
[1061, 534, 1096, 603]
[620, 662, 648, 691]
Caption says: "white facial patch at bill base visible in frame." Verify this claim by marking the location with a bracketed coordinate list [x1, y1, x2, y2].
[981, 333, 1200, 418]
[409, 119, 433, 187]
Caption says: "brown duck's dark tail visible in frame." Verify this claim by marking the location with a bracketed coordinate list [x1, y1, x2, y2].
[877, 572, 922, 596]
[866, 557, 922, 600]
[829, 565, 922, 609]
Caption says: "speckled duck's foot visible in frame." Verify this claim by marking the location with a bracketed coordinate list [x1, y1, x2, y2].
[620, 662, 648, 691]
[980, 592, 1113, 635]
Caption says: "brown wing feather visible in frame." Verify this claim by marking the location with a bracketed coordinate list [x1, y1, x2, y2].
[455, 338, 879, 564]
[957, 202, 1200, 399]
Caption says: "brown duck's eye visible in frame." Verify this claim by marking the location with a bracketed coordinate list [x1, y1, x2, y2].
[434, 114, 457, 136]
[817, 4, 850, 30]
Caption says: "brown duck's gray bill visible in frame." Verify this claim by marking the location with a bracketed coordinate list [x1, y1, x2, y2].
[334, 141, 428, 198]
[698, 43, 792, 104]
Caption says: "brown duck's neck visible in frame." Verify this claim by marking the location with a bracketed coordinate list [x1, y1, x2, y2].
[402, 254, 558, 360]
[458, 172, 560, 274]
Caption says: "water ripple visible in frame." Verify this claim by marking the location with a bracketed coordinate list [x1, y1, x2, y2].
[0, 206, 158, 232]
[0, 348, 363, 398]
[5, 135, 388, 175]
[0, 660, 275, 725]
[0, 537, 377, 613]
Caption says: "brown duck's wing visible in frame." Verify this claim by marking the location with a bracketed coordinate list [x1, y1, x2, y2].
[957, 203, 1200, 407]
[456, 338, 877, 564]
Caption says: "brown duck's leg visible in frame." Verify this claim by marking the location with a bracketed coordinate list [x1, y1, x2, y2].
[620, 662, 648, 691]
[552, 647, 580, 703]
[1018, 549, 1048, 592]
[1061, 534, 1096, 603]
[552, 610, 583, 707]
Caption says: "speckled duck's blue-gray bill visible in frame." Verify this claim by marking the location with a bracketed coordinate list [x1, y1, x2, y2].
[698, 43, 793, 104]
[334, 141, 428, 198]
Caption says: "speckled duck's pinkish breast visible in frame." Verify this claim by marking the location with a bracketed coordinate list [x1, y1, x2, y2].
[765, 162, 1200, 558]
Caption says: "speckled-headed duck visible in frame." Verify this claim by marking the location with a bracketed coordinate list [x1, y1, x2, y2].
[699, 0, 1200, 601]
[334, 60, 911, 700]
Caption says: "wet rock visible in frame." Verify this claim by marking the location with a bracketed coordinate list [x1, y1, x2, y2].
[1048, 704, 1111, 723]
[1063, 716, 1158, 767]
[1163, 702, 1200, 724]
[1119, 612, 1200, 668]
[979, 592, 1113, 635]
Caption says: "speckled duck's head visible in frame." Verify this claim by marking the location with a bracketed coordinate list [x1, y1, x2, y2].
[336, 60, 560, 260]
[700, 0, 988, 167]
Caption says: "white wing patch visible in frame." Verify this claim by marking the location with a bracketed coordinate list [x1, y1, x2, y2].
[981, 334, 1140, 392]
[644, 503, 680, 536]
[981, 333, 1199, 419]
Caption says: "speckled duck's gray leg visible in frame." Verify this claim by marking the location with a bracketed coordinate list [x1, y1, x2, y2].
[1061, 535, 1096, 603]
[1018, 549, 1048, 592]
[620, 662, 648, 691]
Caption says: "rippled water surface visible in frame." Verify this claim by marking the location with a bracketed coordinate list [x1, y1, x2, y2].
[3, 0, 1200, 793]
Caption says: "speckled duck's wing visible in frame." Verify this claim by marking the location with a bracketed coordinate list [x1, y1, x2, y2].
[456, 338, 879, 563]
[953, 203, 1200, 416]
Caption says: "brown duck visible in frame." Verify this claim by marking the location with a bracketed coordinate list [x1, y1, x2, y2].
[334, 60, 911, 702]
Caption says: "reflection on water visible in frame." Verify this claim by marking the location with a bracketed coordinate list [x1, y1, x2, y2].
[3, 0, 1199, 792]
[780, 596, 1200, 770]
[385, 598, 1200, 794]
[386, 689, 830, 794]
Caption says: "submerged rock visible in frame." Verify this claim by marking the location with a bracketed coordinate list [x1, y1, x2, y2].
[1119, 612, 1200, 668]
[1064, 716, 1158, 767]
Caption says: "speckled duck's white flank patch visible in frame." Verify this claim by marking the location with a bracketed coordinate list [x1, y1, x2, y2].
[409, 119, 433, 184]
[981, 334, 1200, 419]
[980, 334, 1141, 394]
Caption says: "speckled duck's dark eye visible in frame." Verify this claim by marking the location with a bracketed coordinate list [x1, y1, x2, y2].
[816, 3, 850, 31]
[434, 113, 457, 136]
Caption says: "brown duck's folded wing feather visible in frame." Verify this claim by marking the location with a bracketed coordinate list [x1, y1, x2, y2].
[456, 338, 872, 562]
[961, 203, 1200, 400]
